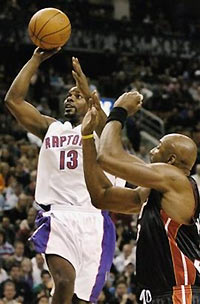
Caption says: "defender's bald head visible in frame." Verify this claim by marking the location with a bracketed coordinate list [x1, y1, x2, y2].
[161, 133, 197, 171]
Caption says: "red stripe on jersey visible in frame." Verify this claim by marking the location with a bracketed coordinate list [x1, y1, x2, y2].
[186, 285, 192, 303]
[172, 285, 193, 303]
[161, 210, 196, 286]
[185, 258, 196, 285]
[169, 235, 196, 285]
[169, 239, 186, 285]
[172, 288, 182, 303]
[161, 210, 180, 238]
[161, 210, 182, 285]
[160, 209, 169, 225]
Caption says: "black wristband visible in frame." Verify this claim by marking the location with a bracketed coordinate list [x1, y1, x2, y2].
[106, 107, 128, 128]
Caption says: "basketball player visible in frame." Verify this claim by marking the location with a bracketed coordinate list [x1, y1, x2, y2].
[81, 91, 200, 304]
[4, 47, 119, 304]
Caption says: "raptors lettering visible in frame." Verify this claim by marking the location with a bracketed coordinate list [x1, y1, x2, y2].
[45, 134, 82, 149]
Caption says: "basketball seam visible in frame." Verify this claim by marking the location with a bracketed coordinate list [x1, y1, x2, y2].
[29, 27, 39, 46]
[39, 40, 45, 49]
[30, 26, 69, 47]
[40, 23, 71, 40]
[35, 11, 61, 38]
[32, 16, 38, 37]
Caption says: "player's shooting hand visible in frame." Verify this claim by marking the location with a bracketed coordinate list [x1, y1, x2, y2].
[114, 91, 143, 116]
[81, 104, 99, 136]
[72, 57, 91, 100]
[33, 47, 61, 63]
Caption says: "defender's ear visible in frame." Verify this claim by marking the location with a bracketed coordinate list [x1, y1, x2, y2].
[167, 154, 176, 165]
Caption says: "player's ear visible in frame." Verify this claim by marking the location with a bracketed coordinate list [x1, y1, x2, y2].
[167, 154, 176, 165]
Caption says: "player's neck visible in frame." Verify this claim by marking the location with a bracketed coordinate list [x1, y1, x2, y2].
[173, 160, 191, 176]
[71, 121, 81, 128]
[178, 165, 190, 176]
[65, 116, 82, 127]
[183, 169, 190, 176]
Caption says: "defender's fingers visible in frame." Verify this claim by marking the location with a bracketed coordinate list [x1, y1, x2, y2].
[93, 92, 101, 110]
[91, 105, 97, 115]
[75, 58, 84, 73]
[72, 57, 83, 75]
[91, 91, 100, 110]
[72, 70, 79, 81]
[88, 97, 93, 109]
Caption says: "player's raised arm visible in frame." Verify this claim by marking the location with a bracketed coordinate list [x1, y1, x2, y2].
[97, 92, 198, 193]
[97, 92, 176, 191]
[81, 98, 149, 213]
[72, 57, 107, 137]
[4, 48, 60, 140]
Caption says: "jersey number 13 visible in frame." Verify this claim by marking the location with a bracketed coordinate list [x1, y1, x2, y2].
[60, 150, 78, 170]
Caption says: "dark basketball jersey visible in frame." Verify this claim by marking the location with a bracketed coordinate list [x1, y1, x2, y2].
[136, 177, 200, 303]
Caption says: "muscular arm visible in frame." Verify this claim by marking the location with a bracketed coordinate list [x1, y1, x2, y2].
[4, 49, 56, 140]
[82, 137, 149, 214]
[98, 121, 174, 192]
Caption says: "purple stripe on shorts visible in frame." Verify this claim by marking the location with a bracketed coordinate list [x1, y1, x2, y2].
[89, 211, 116, 303]
[29, 211, 51, 253]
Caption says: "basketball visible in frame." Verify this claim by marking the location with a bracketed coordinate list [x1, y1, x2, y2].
[28, 8, 71, 50]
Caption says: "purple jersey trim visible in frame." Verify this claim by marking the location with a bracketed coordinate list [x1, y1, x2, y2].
[29, 211, 51, 253]
[89, 211, 116, 303]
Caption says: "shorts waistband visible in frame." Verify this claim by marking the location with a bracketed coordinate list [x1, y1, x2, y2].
[37, 203, 102, 214]
[52, 205, 101, 213]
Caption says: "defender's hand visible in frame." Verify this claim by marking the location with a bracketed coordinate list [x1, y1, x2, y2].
[72, 57, 91, 100]
[90, 90, 101, 111]
[32, 47, 61, 63]
[114, 91, 143, 116]
[81, 104, 99, 136]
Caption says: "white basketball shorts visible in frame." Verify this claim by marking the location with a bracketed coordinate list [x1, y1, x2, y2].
[30, 206, 116, 302]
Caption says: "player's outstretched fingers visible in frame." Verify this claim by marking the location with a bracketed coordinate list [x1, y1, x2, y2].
[72, 57, 83, 76]
[88, 97, 93, 109]
[72, 70, 79, 84]
[91, 91, 101, 111]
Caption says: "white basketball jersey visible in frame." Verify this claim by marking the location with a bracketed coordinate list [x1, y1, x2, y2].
[35, 121, 125, 211]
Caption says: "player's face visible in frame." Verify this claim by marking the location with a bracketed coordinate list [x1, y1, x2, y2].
[149, 139, 166, 163]
[63, 87, 88, 120]
[150, 136, 175, 164]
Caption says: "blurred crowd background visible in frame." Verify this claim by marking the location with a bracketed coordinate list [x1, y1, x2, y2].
[0, 0, 200, 303]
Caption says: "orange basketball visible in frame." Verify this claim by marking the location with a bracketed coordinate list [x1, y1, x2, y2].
[28, 8, 71, 50]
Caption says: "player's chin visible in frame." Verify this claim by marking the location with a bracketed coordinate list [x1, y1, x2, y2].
[64, 108, 76, 117]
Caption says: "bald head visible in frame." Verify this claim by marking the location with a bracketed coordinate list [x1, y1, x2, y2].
[161, 134, 197, 171]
